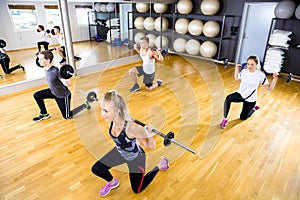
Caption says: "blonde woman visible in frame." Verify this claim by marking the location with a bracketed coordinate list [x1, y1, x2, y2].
[91, 90, 169, 197]
[220, 55, 279, 129]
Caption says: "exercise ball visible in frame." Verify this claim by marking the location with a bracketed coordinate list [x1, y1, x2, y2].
[136, 3, 149, 13]
[203, 21, 220, 37]
[295, 4, 300, 20]
[200, 0, 220, 15]
[134, 17, 144, 29]
[154, 17, 169, 32]
[106, 3, 115, 12]
[155, 36, 169, 48]
[134, 32, 146, 45]
[146, 34, 157, 47]
[154, 3, 168, 13]
[200, 41, 217, 58]
[274, 0, 296, 19]
[177, 0, 193, 14]
[173, 38, 187, 53]
[94, 3, 101, 12]
[188, 19, 203, 36]
[144, 17, 155, 31]
[175, 18, 189, 34]
[185, 39, 201, 55]
[100, 4, 107, 12]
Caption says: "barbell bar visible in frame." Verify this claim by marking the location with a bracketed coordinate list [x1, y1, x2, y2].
[127, 40, 169, 57]
[132, 118, 197, 154]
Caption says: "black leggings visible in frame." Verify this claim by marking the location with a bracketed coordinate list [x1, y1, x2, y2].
[37, 41, 49, 52]
[33, 88, 87, 119]
[0, 56, 21, 74]
[91, 147, 159, 194]
[223, 92, 256, 120]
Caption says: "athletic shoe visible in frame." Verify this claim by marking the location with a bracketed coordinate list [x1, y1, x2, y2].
[74, 56, 81, 61]
[253, 105, 260, 110]
[99, 178, 120, 197]
[159, 156, 170, 171]
[219, 118, 228, 129]
[59, 58, 66, 64]
[157, 79, 163, 86]
[130, 83, 140, 92]
[0, 74, 3, 78]
[18, 64, 25, 72]
[85, 102, 92, 110]
[33, 113, 50, 122]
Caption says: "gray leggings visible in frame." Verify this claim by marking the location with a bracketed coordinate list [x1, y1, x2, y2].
[223, 92, 256, 120]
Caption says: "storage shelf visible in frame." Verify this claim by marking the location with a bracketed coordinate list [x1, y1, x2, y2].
[128, 5, 239, 61]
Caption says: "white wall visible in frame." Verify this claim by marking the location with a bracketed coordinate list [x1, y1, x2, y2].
[0, 0, 93, 50]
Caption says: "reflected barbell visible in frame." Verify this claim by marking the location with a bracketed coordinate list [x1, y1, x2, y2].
[85, 91, 197, 154]
[0, 39, 7, 48]
[127, 40, 169, 57]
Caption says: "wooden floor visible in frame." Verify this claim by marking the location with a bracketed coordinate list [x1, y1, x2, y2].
[0, 44, 300, 200]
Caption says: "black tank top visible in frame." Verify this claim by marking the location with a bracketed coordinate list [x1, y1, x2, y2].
[109, 121, 141, 161]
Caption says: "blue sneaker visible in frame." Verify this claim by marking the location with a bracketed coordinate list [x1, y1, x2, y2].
[157, 79, 163, 86]
[59, 58, 66, 64]
[130, 83, 140, 92]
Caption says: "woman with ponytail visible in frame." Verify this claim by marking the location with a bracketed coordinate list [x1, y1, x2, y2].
[219, 55, 279, 129]
[91, 90, 169, 197]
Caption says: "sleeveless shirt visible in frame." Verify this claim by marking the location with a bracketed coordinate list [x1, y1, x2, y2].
[140, 49, 155, 74]
[109, 121, 141, 161]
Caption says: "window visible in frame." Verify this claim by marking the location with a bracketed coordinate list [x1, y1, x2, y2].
[75, 5, 92, 26]
[44, 5, 61, 29]
[8, 4, 37, 31]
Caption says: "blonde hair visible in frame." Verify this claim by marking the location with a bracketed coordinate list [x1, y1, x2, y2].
[102, 90, 131, 121]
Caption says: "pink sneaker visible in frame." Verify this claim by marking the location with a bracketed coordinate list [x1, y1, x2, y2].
[159, 156, 170, 171]
[219, 118, 228, 129]
[99, 178, 119, 197]
[253, 105, 260, 110]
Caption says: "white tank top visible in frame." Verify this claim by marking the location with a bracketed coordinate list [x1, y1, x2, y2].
[140, 49, 155, 74]
[39, 31, 50, 42]
[56, 33, 65, 46]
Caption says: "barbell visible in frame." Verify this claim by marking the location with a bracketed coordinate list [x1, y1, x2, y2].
[127, 40, 169, 57]
[218, 58, 297, 83]
[0, 39, 7, 48]
[85, 91, 197, 154]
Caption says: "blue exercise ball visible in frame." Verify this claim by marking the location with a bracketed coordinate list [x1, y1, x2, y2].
[274, 0, 296, 19]
[295, 4, 300, 20]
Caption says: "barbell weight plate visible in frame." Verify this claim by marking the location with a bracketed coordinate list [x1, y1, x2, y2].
[128, 40, 134, 50]
[86, 91, 98, 103]
[0, 39, 7, 48]
[60, 64, 74, 79]
[35, 57, 43, 68]
[164, 131, 174, 146]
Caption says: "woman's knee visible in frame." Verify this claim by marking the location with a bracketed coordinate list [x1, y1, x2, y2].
[91, 162, 108, 176]
[131, 186, 140, 194]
